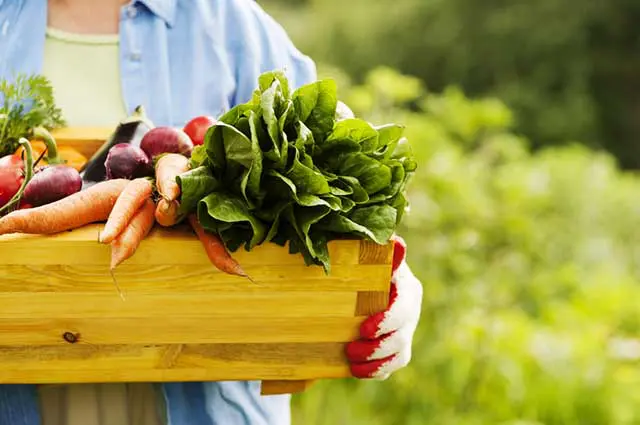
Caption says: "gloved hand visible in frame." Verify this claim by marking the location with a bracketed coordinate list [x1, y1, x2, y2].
[345, 235, 423, 380]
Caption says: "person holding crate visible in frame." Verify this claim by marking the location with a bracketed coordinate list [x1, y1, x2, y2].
[0, 0, 424, 424]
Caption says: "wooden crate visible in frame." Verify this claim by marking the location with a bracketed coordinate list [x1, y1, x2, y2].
[0, 129, 393, 395]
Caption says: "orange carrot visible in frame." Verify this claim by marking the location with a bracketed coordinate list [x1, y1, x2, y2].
[0, 179, 129, 235]
[156, 153, 189, 202]
[155, 198, 180, 227]
[99, 178, 153, 244]
[187, 213, 246, 276]
[110, 198, 156, 270]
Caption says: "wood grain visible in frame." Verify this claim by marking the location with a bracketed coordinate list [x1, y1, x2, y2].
[0, 224, 361, 266]
[355, 291, 390, 316]
[0, 343, 349, 383]
[0, 292, 358, 318]
[50, 127, 110, 158]
[0, 317, 365, 346]
[359, 239, 394, 265]
[261, 380, 315, 395]
[0, 264, 391, 293]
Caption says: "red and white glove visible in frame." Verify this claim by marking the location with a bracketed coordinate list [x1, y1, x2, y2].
[345, 235, 423, 380]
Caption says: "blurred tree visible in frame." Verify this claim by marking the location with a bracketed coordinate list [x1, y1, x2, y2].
[286, 65, 640, 425]
[262, 0, 640, 168]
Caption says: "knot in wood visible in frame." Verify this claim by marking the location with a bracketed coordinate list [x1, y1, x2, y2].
[62, 332, 80, 344]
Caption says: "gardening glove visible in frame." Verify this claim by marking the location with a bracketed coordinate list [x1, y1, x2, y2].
[345, 235, 423, 380]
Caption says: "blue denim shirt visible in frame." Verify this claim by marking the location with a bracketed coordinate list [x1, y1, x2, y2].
[0, 0, 317, 424]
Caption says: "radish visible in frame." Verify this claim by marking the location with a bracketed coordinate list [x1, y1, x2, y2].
[105, 143, 153, 180]
[140, 127, 194, 158]
[183, 116, 216, 146]
[22, 165, 82, 207]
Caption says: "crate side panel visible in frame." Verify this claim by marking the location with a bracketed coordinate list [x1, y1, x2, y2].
[0, 317, 364, 346]
[0, 264, 391, 293]
[0, 342, 350, 384]
[0, 225, 361, 266]
[0, 292, 358, 318]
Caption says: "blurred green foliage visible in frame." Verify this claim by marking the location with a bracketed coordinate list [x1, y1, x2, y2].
[288, 66, 640, 425]
[262, 0, 640, 169]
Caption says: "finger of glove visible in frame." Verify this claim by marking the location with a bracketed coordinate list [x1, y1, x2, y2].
[346, 324, 414, 363]
[391, 235, 407, 274]
[360, 262, 422, 339]
[350, 346, 412, 380]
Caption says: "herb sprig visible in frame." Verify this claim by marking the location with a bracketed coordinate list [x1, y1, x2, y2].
[0, 74, 66, 157]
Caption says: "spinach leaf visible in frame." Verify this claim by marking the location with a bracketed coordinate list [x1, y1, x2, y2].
[197, 192, 267, 251]
[176, 166, 220, 216]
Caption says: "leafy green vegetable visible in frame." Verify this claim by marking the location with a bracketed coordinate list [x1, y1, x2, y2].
[0, 74, 66, 157]
[179, 70, 416, 272]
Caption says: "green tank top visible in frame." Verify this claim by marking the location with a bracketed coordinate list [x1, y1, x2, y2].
[42, 27, 128, 128]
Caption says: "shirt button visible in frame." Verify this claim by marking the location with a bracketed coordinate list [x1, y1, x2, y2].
[1, 21, 9, 37]
[129, 52, 142, 61]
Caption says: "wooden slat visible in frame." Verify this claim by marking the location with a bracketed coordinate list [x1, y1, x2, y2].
[50, 127, 110, 158]
[355, 291, 389, 316]
[0, 264, 391, 293]
[0, 292, 358, 318]
[0, 224, 368, 266]
[0, 317, 365, 346]
[359, 239, 394, 265]
[261, 380, 315, 395]
[0, 343, 349, 384]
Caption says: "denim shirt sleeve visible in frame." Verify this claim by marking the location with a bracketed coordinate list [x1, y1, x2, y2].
[222, 0, 318, 105]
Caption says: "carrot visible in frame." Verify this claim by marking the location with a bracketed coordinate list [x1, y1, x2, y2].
[187, 213, 247, 277]
[99, 178, 153, 244]
[0, 179, 129, 235]
[110, 197, 156, 271]
[156, 153, 189, 202]
[155, 198, 180, 227]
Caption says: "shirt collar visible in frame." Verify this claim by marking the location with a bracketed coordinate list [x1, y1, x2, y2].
[132, 0, 177, 27]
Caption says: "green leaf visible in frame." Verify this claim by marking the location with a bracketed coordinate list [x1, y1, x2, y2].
[389, 192, 408, 226]
[293, 79, 338, 143]
[260, 81, 282, 159]
[390, 136, 413, 160]
[339, 176, 370, 203]
[258, 70, 290, 100]
[286, 147, 331, 195]
[375, 123, 405, 150]
[338, 153, 392, 194]
[197, 192, 267, 251]
[219, 103, 256, 126]
[266, 169, 339, 210]
[206, 121, 263, 205]
[285, 204, 333, 269]
[324, 118, 379, 153]
[189, 145, 208, 169]
[176, 166, 220, 216]
[240, 111, 264, 207]
[318, 204, 397, 244]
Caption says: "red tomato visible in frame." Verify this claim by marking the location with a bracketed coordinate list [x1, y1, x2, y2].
[0, 154, 24, 170]
[0, 166, 24, 208]
[183, 116, 217, 146]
